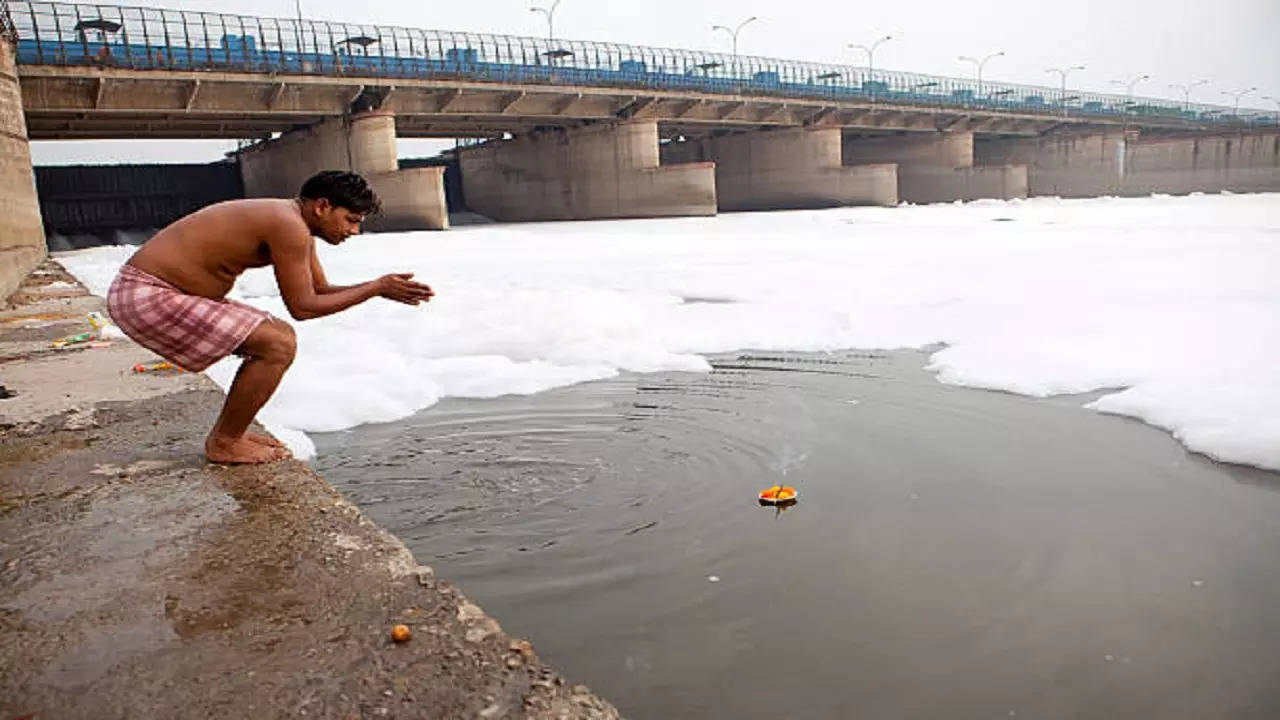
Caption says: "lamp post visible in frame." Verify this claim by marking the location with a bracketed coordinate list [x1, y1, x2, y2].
[848, 34, 893, 86]
[1168, 79, 1209, 110]
[712, 16, 758, 58]
[1222, 87, 1258, 117]
[1109, 73, 1150, 112]
[1045, 64, 1085, 116]
[1108, 73, 1149, 135]
[958, 51, 1004, 98]
[292, 0, 304, 54]
[529, 0, 562, 42]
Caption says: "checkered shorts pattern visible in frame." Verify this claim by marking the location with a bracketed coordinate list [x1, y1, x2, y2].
[107, 264, 270, 372]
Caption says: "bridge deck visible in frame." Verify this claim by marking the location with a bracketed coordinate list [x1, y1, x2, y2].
[9, 1, 1278, 140]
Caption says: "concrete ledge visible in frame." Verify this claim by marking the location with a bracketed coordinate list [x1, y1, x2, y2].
[898, 165, 1029, 204]
[0, 263, 618, 719]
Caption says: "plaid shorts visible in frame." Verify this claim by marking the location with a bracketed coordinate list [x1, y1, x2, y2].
[107, 264, 270, 372]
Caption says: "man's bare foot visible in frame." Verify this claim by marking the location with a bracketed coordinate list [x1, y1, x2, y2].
[245, 432, 288, 450]
[206, 434, 289, 464]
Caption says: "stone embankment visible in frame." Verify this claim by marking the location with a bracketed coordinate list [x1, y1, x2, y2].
[0, 260, 620, 719]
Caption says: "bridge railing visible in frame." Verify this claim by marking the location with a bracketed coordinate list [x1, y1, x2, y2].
[10, 1, 1278, 129]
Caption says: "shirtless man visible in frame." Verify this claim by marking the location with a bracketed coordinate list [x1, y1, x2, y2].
[107, 171, 434, 464]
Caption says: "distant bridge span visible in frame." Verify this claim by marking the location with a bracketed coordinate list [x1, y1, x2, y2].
[10, 1, 1277, 141]
[1, 0, 1277, 284]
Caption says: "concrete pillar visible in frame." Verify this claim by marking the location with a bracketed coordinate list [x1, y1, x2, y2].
[843, 131, 1028, 204]
[975, 131, 1126, 197]
[0, 34, 47, 300]
[974, 131, 1280, 197]
[843, 131, 975, 169]
[1123, 132, 1280, 194]
[238, 111, 448, 231]
[660, 128, 897, 210]
[457, 120, 717, 222]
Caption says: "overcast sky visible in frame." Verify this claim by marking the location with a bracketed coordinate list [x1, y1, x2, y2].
[28, 0, 1280, 165]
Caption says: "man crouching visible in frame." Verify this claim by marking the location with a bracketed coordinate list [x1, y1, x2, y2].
[107, 171, 434, 464]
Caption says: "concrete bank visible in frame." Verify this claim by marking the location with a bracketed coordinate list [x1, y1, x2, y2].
[0, 261, 619, 719]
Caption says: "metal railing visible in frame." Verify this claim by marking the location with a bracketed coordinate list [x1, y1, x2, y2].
[2, 1, 17, 42]
[10, 1, 1278, 128]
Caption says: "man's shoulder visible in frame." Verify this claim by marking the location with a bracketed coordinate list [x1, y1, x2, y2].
[229, 199, 308, 237]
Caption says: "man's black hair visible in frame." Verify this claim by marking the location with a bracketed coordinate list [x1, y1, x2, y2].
[299, 171, 381, 216]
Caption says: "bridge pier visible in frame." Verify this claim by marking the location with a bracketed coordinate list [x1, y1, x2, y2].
[975, 131, 1280, 197]
[842, 131, 1028, 204]
[0, 34, 47, 300]
[457, 121, 717, 222]
[237, 111, 448, 231]
[975, 131, 1123, 197]
[659, 127, 897, 211]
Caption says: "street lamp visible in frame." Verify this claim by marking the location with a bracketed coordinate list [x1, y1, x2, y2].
[958, 51, 1004, 97]
[712, 16, 758, 58]
[1168, 79, 1209, 110]
[529, 0, 562, 42]
[1045, 64, 1085, 116]
[1221, 87, 1258, 116]
[1109, 73, 1150, 111]
[848, 34, 893, 85]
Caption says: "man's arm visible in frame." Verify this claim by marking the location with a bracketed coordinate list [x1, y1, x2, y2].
[271, 228, 432, 320]
[271, 230, 377, 320]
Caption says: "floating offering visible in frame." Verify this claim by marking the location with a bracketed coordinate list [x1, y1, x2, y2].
[758, 485, 798, 504]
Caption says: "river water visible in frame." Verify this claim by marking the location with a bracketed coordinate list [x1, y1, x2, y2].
[313, 349, 1280, 719]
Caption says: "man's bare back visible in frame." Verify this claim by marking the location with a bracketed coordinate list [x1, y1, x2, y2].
[107, 171, 433, 464]
[129, 198, 303, 299]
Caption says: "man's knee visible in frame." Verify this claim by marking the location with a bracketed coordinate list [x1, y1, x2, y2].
[268, 321, 298, 365]
[244, 319, 296, 365]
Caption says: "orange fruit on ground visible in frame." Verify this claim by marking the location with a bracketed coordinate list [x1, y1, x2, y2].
[391, 624, 412, 643]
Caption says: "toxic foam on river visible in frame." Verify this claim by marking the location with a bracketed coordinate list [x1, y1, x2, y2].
[58, 193, 1280, 470]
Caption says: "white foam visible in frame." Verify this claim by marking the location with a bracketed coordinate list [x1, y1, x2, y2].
[55, 193, 1280, 470]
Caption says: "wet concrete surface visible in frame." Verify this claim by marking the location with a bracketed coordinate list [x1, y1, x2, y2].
[0, 262, 619, 720]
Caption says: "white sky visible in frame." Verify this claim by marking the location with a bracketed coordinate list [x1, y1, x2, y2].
[27, 0, 1280, 164]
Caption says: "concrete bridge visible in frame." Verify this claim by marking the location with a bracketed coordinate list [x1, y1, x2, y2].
[3, 1, 1280, 297]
